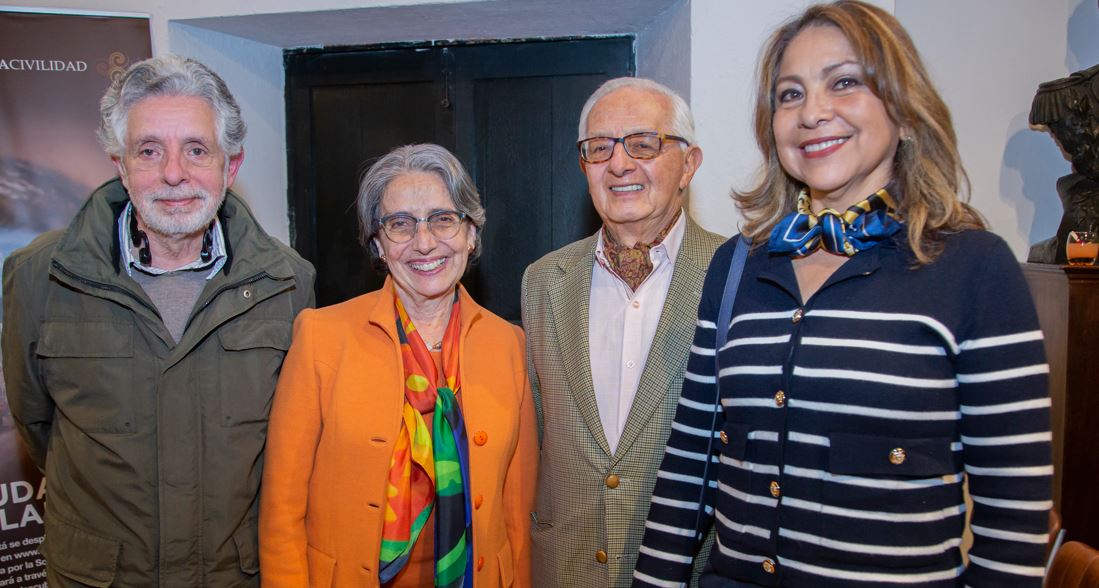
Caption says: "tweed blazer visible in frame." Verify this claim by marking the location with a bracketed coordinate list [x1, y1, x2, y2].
[259, 278, 539, 587]
[521, 215, 724, 588]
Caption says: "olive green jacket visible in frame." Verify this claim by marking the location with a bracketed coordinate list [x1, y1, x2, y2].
[2, 179, 315, 587]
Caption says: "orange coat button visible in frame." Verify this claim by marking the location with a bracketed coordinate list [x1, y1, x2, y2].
[477, 556, 484, 571]
[473, 431, 488, 446]
[474, 494, 484, 509]
[595, 550, 608, 563]
[606, 474, 620, 489]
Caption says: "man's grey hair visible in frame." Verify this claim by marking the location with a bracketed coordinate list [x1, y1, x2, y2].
[357, 143, 486, 269]
[98, 54, 246, 158]
[577, 77, 696, 144]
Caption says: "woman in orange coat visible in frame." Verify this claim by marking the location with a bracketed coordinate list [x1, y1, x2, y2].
[260, 143, 538, 587]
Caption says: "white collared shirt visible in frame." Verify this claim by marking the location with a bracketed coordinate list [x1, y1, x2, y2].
[588, 212, 685, 454]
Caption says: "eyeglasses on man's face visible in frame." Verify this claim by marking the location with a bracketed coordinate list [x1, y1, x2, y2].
[577, 132, 689, 164]
[377, 210, 468, 243]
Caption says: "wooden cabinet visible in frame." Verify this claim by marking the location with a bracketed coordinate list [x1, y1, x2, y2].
[1022, 263, 1099, 546]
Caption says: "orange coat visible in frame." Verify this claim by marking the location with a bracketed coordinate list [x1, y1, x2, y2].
[260, 279, 538, 587]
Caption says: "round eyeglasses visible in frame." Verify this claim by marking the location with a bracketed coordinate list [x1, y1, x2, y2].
[577, 132, 689, 164]
[376, 210, 468, 243]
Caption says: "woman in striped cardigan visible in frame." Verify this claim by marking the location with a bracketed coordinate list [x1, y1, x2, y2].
[633, 2, 1052, 587]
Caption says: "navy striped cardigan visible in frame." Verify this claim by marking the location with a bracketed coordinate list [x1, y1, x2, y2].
[633, 230, 1052, 587]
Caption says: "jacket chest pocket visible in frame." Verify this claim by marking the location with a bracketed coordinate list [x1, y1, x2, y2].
[817, 432, 962, 565]
[823, 432, 959, 509]
[828, 432, 956, 478]
[37, 321, 136, 434]
[216, 319, 291, 427]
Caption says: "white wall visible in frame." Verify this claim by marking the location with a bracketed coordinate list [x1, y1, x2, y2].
[637, 1, 692, 101]
[169, 24, 290, 241]
[898, 0, 1099, 259]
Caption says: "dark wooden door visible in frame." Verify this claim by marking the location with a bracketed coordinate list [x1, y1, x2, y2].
[286, 38, 633, 319]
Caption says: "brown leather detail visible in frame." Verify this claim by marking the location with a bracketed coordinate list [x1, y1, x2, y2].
[1047, 540, 1099, 587]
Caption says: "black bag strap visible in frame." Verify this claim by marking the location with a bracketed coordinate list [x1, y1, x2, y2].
[691, 234, 751, 540]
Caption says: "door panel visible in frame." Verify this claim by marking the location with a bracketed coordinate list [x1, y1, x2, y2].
[287, 38, 633, 318]
[311, 82, 446, 306]
[464, 74, 605, 320]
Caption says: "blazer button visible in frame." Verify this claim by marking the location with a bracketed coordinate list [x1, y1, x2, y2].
[774, 390, 786, 407]
[762, 559, 776, 574]
[474, 494, 484, 509]
[605, 474, 620, 489]
[769, 480, 781, 498]
[473, 431, 488, 446]
[889, 447, 907, 465]
[595, 550, 608, 563]
[477, 556, 484, 571]
[719, 430, 729, 445]
[791, 308, 804, 323]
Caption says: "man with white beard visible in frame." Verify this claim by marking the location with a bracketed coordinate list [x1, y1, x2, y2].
[1, 55, 314, 587]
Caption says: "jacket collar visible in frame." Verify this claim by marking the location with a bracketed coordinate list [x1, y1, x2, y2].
[50, 178, 295, 284]
[364, 276, 484, 343]
[548, 211, 712, 458]
[557, 214, 712, 276]
[756, 230, 903, 302]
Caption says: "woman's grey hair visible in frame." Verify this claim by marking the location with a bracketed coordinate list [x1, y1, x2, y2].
[98, 54, 246, 158]
[357, 143, 486, 270]
[577, 77, 696, 145]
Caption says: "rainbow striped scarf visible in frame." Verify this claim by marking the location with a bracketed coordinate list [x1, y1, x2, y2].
[379, 292, 473, 587]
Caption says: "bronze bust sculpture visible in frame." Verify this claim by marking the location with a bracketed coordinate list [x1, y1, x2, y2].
[1028, 63, 1099, 264]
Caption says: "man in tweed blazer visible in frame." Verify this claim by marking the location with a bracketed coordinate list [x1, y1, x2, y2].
[521, 77, 723, 587]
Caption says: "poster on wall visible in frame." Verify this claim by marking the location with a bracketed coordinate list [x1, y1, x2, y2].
[0, 8, 150, 586]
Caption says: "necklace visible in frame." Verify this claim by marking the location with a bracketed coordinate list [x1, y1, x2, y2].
[425, 340, 443, 352]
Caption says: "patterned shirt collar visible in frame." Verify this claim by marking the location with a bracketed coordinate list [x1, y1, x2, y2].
[595, 210, 686, 272]
[117, 201, 228, 279]
[593, 209, 685, 290]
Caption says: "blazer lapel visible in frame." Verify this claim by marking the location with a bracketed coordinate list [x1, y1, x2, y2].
[547, 237, 612, 456]
[613, 218, 709, 463]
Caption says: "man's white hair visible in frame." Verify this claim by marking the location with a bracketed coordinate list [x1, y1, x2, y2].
[98, 54, 245, 158]
[577, 77, 696, 144]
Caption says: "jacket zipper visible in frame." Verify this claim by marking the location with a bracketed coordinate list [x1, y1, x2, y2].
[51, 260, 161, 316]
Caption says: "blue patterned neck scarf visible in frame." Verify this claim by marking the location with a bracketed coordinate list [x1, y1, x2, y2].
[768, 188, 901, 257]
